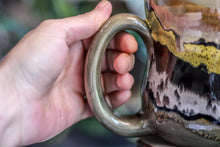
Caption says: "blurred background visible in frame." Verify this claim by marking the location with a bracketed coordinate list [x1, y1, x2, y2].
[0, 0, 147, 146]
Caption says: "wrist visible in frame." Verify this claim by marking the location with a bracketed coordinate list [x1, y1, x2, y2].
[0, 61, 22, 146]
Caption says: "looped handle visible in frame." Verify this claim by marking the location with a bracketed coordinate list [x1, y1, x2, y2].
[85, 14, 155, 137]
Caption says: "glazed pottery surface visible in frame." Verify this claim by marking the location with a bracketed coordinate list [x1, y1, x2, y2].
[85, 0, 220, 146]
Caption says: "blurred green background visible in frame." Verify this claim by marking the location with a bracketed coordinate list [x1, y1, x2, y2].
[0, 0, 146, 146]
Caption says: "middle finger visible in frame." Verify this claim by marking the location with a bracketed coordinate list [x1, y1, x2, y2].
[101, 50, 135, 74]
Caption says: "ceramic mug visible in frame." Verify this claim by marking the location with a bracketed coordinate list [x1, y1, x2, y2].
[85, 0, 220, 146]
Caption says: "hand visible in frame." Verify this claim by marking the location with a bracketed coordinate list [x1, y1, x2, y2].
[0, 1, 138, 146]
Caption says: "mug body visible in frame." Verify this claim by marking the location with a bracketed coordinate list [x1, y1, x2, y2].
[143, 0, 220, 146]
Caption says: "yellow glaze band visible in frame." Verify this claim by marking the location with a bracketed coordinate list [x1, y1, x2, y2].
[146, 12, 220, 74]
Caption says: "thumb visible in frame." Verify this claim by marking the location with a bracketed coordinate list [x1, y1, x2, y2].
[62, 0, 112, 45]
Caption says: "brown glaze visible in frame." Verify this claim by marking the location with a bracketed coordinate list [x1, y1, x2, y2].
[85, 0, 220, 146]
[142, 0, 220, 146]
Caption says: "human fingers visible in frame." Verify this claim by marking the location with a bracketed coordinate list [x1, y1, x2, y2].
[60, 0, 112, 45]
[102, 72, 134, 94]
[109, 31, 138, 53]
[81, 88, 132, 120]
[36, 1, 112, 45]
[101, 50, 135, 74]
[80, 90, 132, 119]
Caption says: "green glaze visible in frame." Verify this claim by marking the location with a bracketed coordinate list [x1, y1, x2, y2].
[85, 0, 220, 146]
[85, 14, 155, 137]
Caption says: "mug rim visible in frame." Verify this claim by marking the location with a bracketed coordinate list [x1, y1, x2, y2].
[144, 0, 220, 10]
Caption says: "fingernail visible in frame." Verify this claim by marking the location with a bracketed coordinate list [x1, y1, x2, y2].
[97, 0, 110, 9]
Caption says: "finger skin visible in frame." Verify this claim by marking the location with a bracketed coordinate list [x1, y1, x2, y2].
[102, 72, 134, 94]
[39, 0, 112, 45]
[109, 31, 138, 53]
[101, 50, 135, 74]
[113, 53, 135, 74]
[81, 90, 132, 119]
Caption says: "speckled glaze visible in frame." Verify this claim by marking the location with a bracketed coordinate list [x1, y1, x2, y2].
[85, 0, 220, 146]
[143, 0, 220, 146]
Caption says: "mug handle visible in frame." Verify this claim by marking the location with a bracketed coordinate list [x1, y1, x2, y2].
[85, 14, 155, 137]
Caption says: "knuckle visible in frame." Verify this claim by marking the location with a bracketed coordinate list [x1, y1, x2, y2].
[39, 19, 59, 29]
[37, 19, 64, 35]
[83, 12, 100, 32]
[41, 19, 54, 26]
